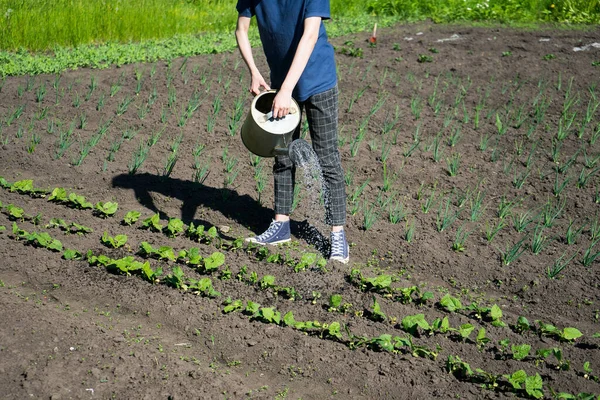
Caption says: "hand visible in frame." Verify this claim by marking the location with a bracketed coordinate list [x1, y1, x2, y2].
[271, 89, 292, 119]
[250, 72, 270, 96]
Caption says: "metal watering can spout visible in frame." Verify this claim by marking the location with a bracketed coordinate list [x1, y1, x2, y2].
[287, 138, 314, 167]
[241, 90, 302, 158]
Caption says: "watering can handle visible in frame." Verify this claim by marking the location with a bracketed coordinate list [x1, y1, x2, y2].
[260, 107, 298, 123]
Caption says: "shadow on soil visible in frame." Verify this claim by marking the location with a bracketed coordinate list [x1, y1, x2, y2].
[112, 173, 271, 232]
[111, 173, 330, 255]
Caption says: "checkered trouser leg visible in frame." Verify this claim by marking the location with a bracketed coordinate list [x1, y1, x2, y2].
[273, 85, 346, 226]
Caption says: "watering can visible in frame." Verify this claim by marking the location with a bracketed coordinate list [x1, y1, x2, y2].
[241, 90, 303, 159]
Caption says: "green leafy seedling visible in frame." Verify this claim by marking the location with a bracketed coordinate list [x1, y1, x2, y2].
[140, 262, 162, 284]
[5, 204, 26, 220]
[244, 301, 260, 316]
[189, 277, 220, 298]
[203, 251, 225, 272]
[294, 252, 317, 272]
[95, 201, 118, 217]
[432, 316, 450, 333]
[123, 210, 141, 226]
[368, 296, 387, 322]
[46, 218, 68, 230]
[101, 231, 128, 248]
[328, 294, 342, 312]
[70, 222, 93, 235]
[439, 293, 462, 312]
[164, 266, 186, 290]
[68, 193, 93, 209]
[48, 187, 68, 202]
[256, 307, 281, 324]
[63, 249, 83, 260]
[260, 275, 276, 290]
[487, 304, 506, 327]
[512, 344, 531, 361]
[223, 299, 243, 313]
[476, 328, 491, 350]
[454, 323, 474, 341]
[142, 214, 163, 232]
[10, 179, 34, 194]
[166, 218, 184, 237]
[402, 314, 431, 336]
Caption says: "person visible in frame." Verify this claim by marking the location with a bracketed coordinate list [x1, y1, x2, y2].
[235, 0, 349, 263]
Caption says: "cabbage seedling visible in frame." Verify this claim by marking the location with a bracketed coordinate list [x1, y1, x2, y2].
[95, 201, 118, 217]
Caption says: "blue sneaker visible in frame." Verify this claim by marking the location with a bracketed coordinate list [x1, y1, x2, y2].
[330, 230, 349, 264]
[246, 220, 291, 245]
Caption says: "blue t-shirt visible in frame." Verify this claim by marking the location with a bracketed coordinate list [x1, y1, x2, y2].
[236, 0, 337, 102]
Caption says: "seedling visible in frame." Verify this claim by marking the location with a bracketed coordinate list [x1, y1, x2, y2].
[164, 266, 187, 290]
[511, 344, 531, 361]
[3, 204, 26, 221]
[13, 223, 63, 252]
[122, 210, 141, 226]
[536, 320, 583, 342]
[401, 314, 431, 337]
[101, 231, 128, 249]
[223, 299, 243, 314]
[63, 249, 83, 260]
[432, 317, 450, 334]
[94, 201, 118, 218]
[367, 297, 387, 322]
[439, 294, 462, 312]
[512, 209, 536, 232]
[435, 196, 458, 232]
[581, 238, 600, 267]
[165, 218, 184, 238]
[189, 278, 221, 298]
[141, 214, 163, 232]
[503, 370, 544, 399]
[530, 225, 549, 255]
[139, 242, 177, 262]
[499, 235, 528, 266]
[476, 328, 491, 350]
[68, 193, 92, 209]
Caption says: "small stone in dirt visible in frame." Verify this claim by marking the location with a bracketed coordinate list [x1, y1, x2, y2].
[219, 225, 230, 233]
[247, 340, 258, 347]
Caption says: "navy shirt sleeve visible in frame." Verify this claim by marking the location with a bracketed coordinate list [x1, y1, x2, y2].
[305, 0, 330, 20]
[236, 0, 254, 17]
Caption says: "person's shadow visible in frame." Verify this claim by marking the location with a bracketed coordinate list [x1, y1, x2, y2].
[112, 173, 270, 233]
[112, 173, 329, 255]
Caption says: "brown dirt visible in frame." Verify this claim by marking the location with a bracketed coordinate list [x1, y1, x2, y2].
[1, 21, 600, 399]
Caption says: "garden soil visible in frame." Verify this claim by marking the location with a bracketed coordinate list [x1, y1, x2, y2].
[0, 21, 599, 399]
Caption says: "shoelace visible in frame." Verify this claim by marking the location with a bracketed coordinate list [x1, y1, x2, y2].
[256, 221, 281, 241]
[330, 232, 346, 255]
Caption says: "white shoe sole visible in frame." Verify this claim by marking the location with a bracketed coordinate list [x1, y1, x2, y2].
[245, 237, 291, 245]
[330, 255, 349, 264]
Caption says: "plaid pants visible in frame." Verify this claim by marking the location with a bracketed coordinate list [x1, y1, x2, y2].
[273, 85, 346, 226]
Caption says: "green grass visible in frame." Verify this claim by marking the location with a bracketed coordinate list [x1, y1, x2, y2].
[364, 0, 600, 25]
[2, 0, 599, 52]
[0, 0, 599, 76]
[0, 0, 237, 51]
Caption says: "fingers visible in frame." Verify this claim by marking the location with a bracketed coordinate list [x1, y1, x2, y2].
[250, 75, 271, 96]
[271, 94, 291, 119]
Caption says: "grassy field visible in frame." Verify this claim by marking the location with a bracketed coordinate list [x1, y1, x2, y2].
[0, 0, 598, 51]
